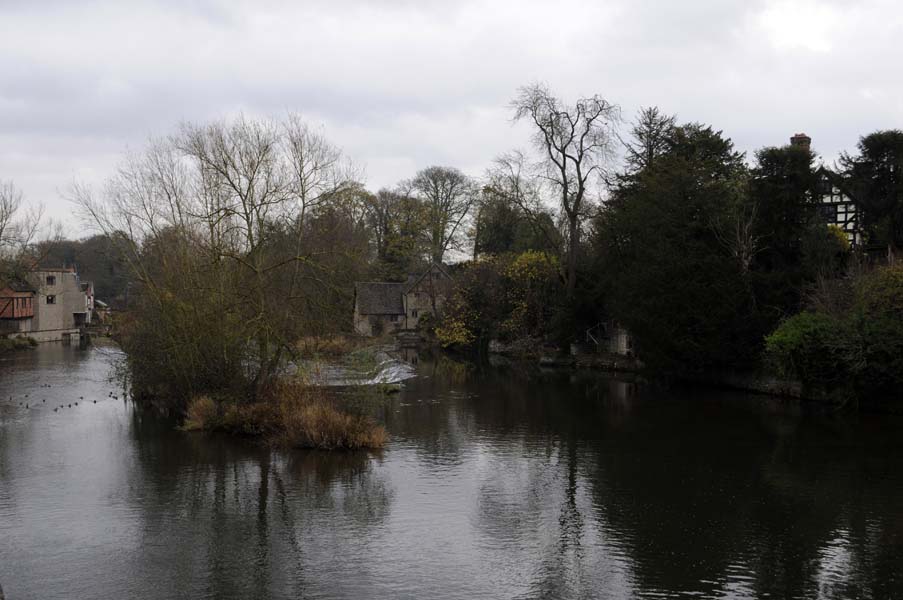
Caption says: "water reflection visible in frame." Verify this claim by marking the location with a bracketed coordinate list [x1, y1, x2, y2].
[1, 346, 902, 599]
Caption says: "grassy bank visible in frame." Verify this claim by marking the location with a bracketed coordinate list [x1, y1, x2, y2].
[182, 381, 387, 450]
[0, 336, 37, 354]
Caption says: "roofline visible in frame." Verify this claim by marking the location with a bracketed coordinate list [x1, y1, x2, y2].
[404, 262, 451, 293]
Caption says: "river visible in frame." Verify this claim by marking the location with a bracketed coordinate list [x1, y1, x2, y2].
[1, 344, 901, 599]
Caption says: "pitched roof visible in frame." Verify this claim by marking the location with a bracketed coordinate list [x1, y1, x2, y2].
[403, 262, 452, 293]
[355, 282, 406, 315]
[0, 278, 35, 293]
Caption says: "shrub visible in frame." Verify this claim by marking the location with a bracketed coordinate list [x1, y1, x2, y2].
[765, 311, 851, 385]
[851, 266, 903, 399]
[182, 396, 218, 431]
[0, 336, 38, 353]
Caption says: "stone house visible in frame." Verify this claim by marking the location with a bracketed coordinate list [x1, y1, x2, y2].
[353, 263, 452, 337]
[30, 268, 93, 338]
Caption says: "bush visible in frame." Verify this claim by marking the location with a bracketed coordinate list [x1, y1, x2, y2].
[182, 396, 218, 431]
[851, 266, 903, 399]
[0, 336, 38, 353]
[765, 266, 903, 406]
[436, 251, 561, 350]
[765, 311, 851, 385]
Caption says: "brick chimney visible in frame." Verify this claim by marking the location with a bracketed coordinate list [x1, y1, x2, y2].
[790, 133, 811, 151]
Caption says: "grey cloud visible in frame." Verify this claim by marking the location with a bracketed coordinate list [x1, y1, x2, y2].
[1, 0, 902, 232]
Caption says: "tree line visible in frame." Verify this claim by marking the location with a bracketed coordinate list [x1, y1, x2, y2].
[4, 82, 903, 409]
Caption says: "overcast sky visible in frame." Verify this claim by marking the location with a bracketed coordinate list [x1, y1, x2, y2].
[2, 0, 902, 234]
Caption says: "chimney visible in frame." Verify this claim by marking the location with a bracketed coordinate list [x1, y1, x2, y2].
[790, 132, 811, 151]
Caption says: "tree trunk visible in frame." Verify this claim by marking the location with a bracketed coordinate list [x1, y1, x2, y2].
[566, 214, 579, 298]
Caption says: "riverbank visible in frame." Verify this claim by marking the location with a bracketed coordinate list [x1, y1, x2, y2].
[0, 336, 37, 354]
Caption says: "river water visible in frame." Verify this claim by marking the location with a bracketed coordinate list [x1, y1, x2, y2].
[1, 345, 901, 599]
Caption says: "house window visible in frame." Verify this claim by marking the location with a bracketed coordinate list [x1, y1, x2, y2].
[46, 295, 56, 305]
[389, 314, 398, 322]
[411, 309, 418, 318]
[46, 275, 56, 286]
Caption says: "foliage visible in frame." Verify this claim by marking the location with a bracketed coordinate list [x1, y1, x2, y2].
[598, 123, 760, 373]
[35, 234, 131, 304]
[501, 251, 560, 339]
[0, 336, 38, 353]
[78, 114, 364, 409]
[473, 183, 560, 257]
[765, 312, 850, 384]
[747, 144, 821, 327]
[409, 166, 475, 264]
[801, 224, 850, 278]
[436, 251, 560, 349]
[851, 265, 903, 399]
[840, 130, 903, 257]
[511, 83, 620, 298]
[365, 188, 430, 280]
[766, 265, 903, 406]
[622, 106, 676, 172]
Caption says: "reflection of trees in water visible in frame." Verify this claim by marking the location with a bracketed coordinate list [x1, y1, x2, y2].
[452, 369, 637, 597]
[741, 413, 903, 598]
[112, 356, 903, 599]
[583, 393, 903, 599]
[126, 409, 392, 598]
[396, 359, 903, 598]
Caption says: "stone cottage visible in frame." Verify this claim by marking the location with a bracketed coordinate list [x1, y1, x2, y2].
[30, 268, 93, 339]
[353, 263, 451, 337]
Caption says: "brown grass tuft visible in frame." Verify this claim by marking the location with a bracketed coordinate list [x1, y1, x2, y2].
[182, 383, 387, 450]
[296, 334, 370, 358]
[183, 395, 217, 431]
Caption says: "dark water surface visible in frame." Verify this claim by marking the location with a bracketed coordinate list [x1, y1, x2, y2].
[1, 345, 902, 599]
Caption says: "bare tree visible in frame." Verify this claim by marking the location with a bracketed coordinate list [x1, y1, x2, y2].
[0, 180, 44, 261]
[75, 114, 358, 403]
[512, 83, 619, 298]
[710, 196, 762, 276]
[410, 166, 475, 264]
[282, 113, 359, 228]
[484, 151, 562, 256]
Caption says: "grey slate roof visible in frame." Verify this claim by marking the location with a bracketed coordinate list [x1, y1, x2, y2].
[403, 263, 451, 294]
[0, 278, 35, 293]
[355, 282, 406, 315]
